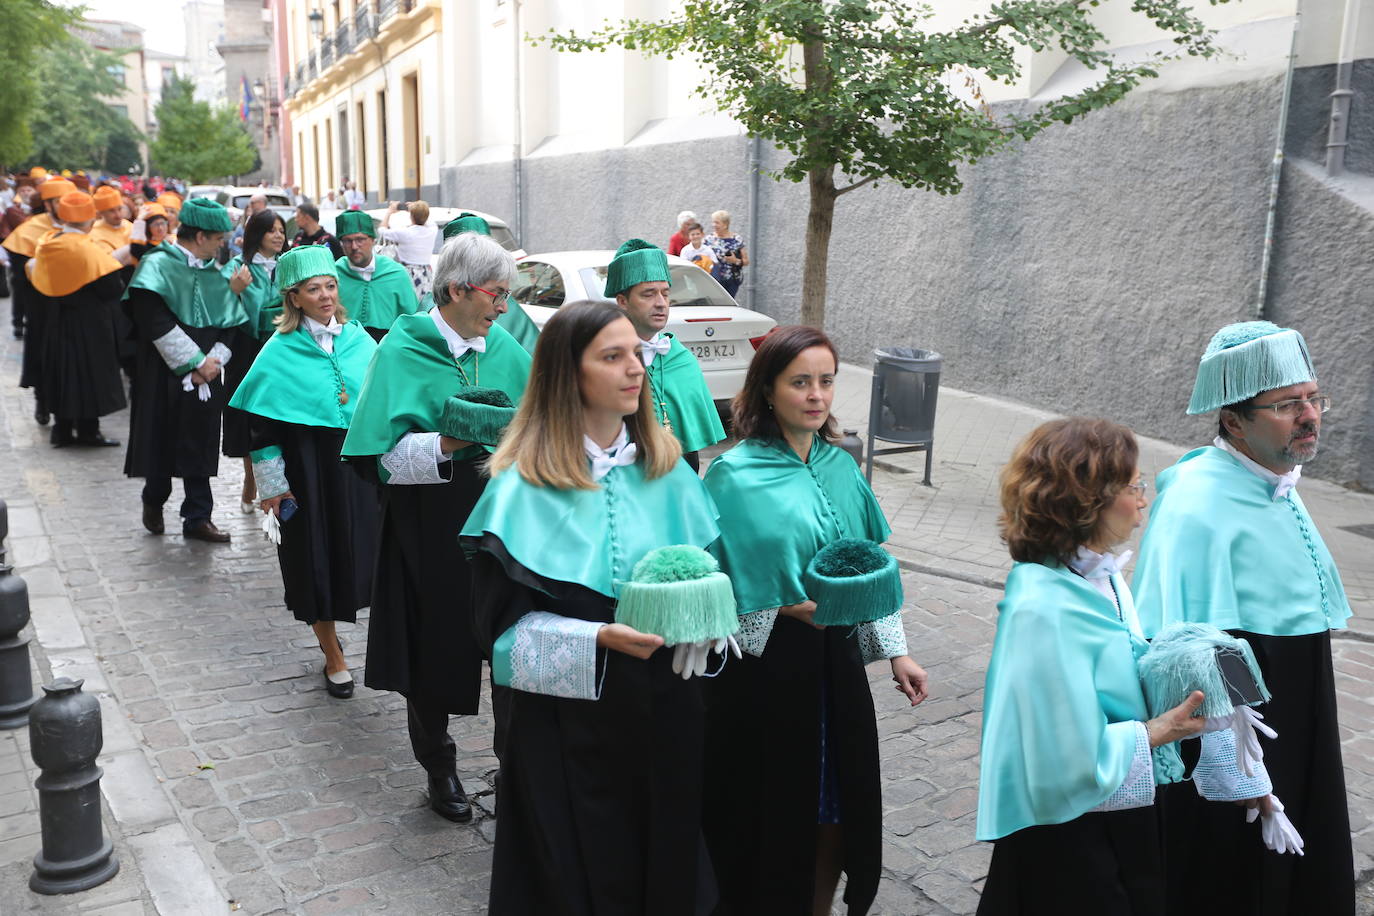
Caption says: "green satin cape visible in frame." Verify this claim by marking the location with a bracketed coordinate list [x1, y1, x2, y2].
[1133, 446, 1351, 638]
[647, 335, 726, 453]
[340, 311, 530, 458]
[418, 289, 541, 354]
[703, 437, 890, 614]
[460, 459, 720, 599]
[227, 321, 377, 429]
[335, 254, 420, 332]
[976, 561, 1154, 841]
[124, 244, 249, 329]
[221, 256, 282, 340]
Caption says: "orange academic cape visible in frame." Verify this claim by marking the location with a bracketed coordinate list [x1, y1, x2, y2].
[29, 230, 123, 298]
[1, 213, 54, 258]
[87, 219, 132, 253]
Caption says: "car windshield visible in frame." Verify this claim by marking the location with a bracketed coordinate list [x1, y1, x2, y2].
[581, 264, 735, 306]
[233, 194, 291, 209]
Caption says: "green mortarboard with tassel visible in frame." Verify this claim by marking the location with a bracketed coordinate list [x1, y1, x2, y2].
[335, 210, 376, 238]
[274, 245, 338, 293]
[1137, 622, 1271, 719]
[604, 238, 670, 298]
[439, 386, 516, 447]
[443, 212, 491, 240]
[1186, 321, 1316, 415]
[178, 197, 233, 233]
[615, 545, 740, 645]
[803, 538, 904, 627]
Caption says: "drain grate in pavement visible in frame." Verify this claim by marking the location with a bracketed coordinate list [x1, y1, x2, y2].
[1340, 524, 1374, 540]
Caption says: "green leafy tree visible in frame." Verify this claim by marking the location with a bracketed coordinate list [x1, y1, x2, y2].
[0, 0, 80, 165]
[542, 0, 1233, 327]
[24, 35, 144, 171]
[103, 118, 144, 174]
[150, 76, 257, 183]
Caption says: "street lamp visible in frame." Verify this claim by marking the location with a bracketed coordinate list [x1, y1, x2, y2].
[308, 9, 324, 38]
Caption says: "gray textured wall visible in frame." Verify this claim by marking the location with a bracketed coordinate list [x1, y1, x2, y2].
[1286, 60, 1373, 177]
[440, 71, 1374, 488]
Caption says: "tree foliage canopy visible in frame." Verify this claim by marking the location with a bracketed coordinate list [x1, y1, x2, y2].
[0, 0, 80, 165]
[150, 76, 257, 183]
[24, 35, 145, 173]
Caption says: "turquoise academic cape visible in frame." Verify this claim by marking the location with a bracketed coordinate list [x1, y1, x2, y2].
[976, 561, 1154, 841]
[647, 336, 727, 454]
[227, 322, 377, 430]
[124, 245, 249, 329]
[220, 256, 281, 339]
[1133, 446, 1351, 638]
[335, 254, 420, 333]
[703, 437, 889, 613]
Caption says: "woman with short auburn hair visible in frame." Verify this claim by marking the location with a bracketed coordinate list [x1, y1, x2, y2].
[702, 325, 928, 916]
[976, 417, 1207, 914]
[462, 301, 719, 913]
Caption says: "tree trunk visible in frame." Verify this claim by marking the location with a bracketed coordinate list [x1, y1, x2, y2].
[800, 164, 837, 328]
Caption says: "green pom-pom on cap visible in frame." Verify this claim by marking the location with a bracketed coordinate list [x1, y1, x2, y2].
[803, 538, 903, 626]
[442, 213, 491, 240]
[440, 387, 517, 446]
[604, 238, 670, 298]
[615, 545, 739, 645]
[453, 385, 513, 408]
[178, 197, 233, 233]
[1137, 621, 1271, 720]
[274, 245, 339, 293]
[1186, 321, 1316, 415]
[334, 210, 376, 238]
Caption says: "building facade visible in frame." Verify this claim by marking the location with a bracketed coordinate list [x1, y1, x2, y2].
[218, 0, 281, 183]
[76, 19, 152, 164]
[184, 0, 228, 105]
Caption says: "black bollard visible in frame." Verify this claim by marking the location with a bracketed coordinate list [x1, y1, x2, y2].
[0, 498, 37, 729]
[29, 677, 119, 894]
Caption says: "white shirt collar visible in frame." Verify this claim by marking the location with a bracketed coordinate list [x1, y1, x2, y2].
[1213, 436, 1301, 501]
[171, 241, 210, 269]
[352, 254, 375, 280]
[303, 315, 341, 353]
[583, 424, 638, 481]
[639, 332, 672, 367]
[428, 306, 487, 360]
[251, 252, 276, 270]
[1067, 545, 1132, 581]
[60, 225, 86, 234]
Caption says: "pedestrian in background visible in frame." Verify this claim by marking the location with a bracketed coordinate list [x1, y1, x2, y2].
[678, 221, 715, 274]
[705, 209, 748, 298]
[289, 203, 343, 260]
[667, 209, 696, 256]
[379, 200, 438, 299]
[343, 180, 365, 210]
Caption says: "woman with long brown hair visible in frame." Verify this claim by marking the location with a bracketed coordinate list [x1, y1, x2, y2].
[461, 301, 721, 915]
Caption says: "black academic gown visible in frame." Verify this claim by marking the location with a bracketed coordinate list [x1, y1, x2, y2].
[14, 253, 47, 407]
[222, 331, 266, 457]
[122, 287, 236, 480]
[39, 271, 128, 422]
[248, 417, 378, 625]
[470, 537, 715, 916]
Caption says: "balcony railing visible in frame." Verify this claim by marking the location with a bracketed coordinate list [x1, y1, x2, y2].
[307, 50, 318, 79]
[321, 36, 334, 66]
[295, 60, 305, 85]
[355, 7, 375, 42]
[335, 21, 353, 56]
[378, 0, 397, 22]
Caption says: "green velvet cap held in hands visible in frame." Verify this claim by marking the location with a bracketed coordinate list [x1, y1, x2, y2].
[439, 386, 516, 447]
[1186, 321, 1316, 415]
[614, 545, 740, 645]
[443, 213, 490, 240]
[334, 209, 376, 238]
[604, 238, 670, 298]
[803, 538, 903, 626]
[275, 245, 338, 293]
[177, 197, 234, 233]
[1137, 621, 1271, 719]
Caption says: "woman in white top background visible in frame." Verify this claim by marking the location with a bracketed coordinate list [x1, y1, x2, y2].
[380, 200, 440, 300]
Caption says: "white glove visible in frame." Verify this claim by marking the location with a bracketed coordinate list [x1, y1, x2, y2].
[1247, 795, 1304, 855]
[1232, 706, 1277, 777]
[180, 374, 212, 401]
[260, 509, 281, 545]
[129, 217, 147, 243]
[670, 635, 742, 680]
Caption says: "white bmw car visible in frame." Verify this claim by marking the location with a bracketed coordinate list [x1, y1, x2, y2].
[513, 250, 776, 402]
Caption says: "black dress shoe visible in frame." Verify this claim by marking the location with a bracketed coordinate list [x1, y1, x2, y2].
[427, 773, 473, 823]
[142, 504, 165, 535]
[34, 408, 49, 426]
[183, 519, 230, 543]
[74, 434, 120, 447]
[13, 327, 22, 340]
[325, 670, 354, 699]
[50, 434, 74, 448]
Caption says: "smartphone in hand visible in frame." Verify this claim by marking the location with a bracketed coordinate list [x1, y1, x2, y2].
[278, 497, 299, 522]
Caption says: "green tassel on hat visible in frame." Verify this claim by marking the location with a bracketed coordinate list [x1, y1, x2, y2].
[443, 213, 491, 240]
[334, 210, 376, 238]
[1137, 622, 1272, 720]
[803, 538, 904, 626]
[615, 545, 739, 645]
[604, 238, 670, 298]
[1186, 321, 1316, 415]
[274, 245, 338, 293]
[178, 197, 233, 233]
[439, 386, 516, 447]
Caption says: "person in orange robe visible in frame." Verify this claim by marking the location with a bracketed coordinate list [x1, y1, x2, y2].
[4, 176, 74, 424]
[87, 186, 133, 254]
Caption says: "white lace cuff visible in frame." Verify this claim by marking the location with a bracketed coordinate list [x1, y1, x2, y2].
[736, 608, 778, 657]
[494, 611, 604, 700]
[207, 340, 232, 367]
[1091, 722, 1155, 812]
[856, 610, 909, 663]
[152, 326, 205, 375]
[379, 432, 451, 485]
[250, 448, 290, 501]
[1191, 725, 1273, 802]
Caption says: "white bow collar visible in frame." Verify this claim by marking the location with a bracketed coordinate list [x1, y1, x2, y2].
[171, 241, 212, 269]
[251, 252, 276, 271]
[429, 307, 487, 360]
[304, 315, 342, 353]
[584, 425, 638, 481]
[1213, 436, 1301, 501]
[1069, 545, 1132, 581]
[639, 333, 672, 367]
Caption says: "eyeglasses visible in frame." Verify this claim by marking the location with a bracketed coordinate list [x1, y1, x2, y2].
[469, 284, 511, 305]
[1123, 480, 1149, 499]
[1241, 395, 1331, 420]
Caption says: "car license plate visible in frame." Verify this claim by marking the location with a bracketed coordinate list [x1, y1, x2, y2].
[689, 343, 737, 362]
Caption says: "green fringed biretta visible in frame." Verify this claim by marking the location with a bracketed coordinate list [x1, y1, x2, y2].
[220, 256, 281, 340]
[647, 334, 726, 453]
[124, 245, 249, 329]
[227, 321, 377, 428]
[1133, 445, 1351, 637]
[703, 437, 890, 614]
[977, 561, 1179, 841]
[334, 254, 420, 332]
[341, 311, 531, 459]
[461, 460, 720, 599]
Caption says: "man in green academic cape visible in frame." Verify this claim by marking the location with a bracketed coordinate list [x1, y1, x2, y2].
[334, 209, 419, 341]
[606, 238, 725, 472]
[419, 214, 540, 354]
[1133, 321, 1353, 914]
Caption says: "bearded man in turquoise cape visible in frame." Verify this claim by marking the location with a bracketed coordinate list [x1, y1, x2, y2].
[1133, 321, 1353, 914]
[333, 209, 419, 341]
[606, 239, 725, 472]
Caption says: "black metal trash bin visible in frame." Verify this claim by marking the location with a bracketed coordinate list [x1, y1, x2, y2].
[865, 347, 941, 486]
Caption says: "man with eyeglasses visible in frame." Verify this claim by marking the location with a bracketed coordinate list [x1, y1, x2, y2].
[1134, 321, 1353, 915]
[333, 209, 420, 341]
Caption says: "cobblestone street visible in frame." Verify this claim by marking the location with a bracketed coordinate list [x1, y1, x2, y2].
[1, 303, 1373, 915]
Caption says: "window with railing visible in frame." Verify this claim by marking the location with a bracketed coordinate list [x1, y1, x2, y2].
[307, 50, 318, 78]
[335, 21, 352, 55]
[355, 6, 374, 40]
[378, 0, 397, 21]
[321, 36, 334, 65]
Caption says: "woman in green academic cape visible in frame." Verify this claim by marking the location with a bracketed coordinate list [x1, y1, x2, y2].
[461, 302, 721, 915]
[701, 326, 929, 916]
